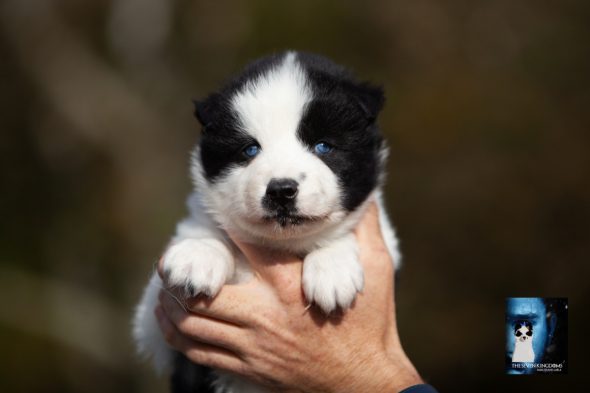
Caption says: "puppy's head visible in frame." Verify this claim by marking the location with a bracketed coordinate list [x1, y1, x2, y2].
[192, 51, 386, 240]
[514, 321, 533, 342]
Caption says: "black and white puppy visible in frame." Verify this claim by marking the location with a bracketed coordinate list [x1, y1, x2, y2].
[512, 321, 534, 363]
[133, 51, 401, 393]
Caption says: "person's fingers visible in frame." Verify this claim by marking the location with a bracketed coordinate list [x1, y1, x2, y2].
[160, 283, 263, 327]
[159, 290, 247, 352]
[352, 201, 396, 321]
[156, 255, 165, 279]
[355, 202, 393, 274]
[228, 232, 304, 297]
[155, 306, 247, 374]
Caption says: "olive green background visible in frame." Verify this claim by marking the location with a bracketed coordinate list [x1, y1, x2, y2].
[1, 1, 587, 392]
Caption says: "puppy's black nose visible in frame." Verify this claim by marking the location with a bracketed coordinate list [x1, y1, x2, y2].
[266, 178, 299, 201]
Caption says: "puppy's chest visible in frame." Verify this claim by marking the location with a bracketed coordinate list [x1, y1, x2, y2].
[515, 340, 533, 350]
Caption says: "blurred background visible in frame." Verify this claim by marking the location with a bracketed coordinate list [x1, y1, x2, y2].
[1, 0, 588, 392]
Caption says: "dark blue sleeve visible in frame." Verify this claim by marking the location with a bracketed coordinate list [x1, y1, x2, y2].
[399, 384, 439, 393]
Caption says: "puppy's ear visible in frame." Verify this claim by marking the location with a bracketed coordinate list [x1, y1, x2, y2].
[353, 83, 385, 122]
[192, 99, 211, 127]
[193, 93, 224, 128]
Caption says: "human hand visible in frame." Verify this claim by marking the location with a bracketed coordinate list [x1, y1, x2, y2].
[155, 202, 422, 392]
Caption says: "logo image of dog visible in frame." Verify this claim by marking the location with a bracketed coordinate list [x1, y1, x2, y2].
[133, 51, 401, 393]
[511, 321, 535, 363]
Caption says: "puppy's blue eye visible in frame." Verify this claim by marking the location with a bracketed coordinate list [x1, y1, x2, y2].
[314, 142, 333, 155]
[243, 144, 260, 158]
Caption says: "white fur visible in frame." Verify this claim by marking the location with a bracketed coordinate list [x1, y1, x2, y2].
[132, 273, 173, 373]
[133, 52, 401, 393]
[512, 326, 535, 362]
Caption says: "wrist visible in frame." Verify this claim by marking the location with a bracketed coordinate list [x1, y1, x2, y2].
[328, 349, 422, 393]
[377, 350, 423, 393]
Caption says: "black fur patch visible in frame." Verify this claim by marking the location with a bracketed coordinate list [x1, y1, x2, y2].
[296, 52, 385, 211]
[514, 320, 533, 335]
[170, 353, 215, 393]
[196, 54, 285, 181]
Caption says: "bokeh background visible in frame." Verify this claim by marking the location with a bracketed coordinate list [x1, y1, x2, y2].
[1, 0, 588, 392]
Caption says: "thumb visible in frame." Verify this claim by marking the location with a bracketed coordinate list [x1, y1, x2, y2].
[227, 231, 303, 289]
[354, 201, 395, 277]
[354, 201, 384, 249]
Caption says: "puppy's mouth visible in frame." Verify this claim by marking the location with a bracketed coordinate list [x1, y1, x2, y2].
[262, 211, 325, 227]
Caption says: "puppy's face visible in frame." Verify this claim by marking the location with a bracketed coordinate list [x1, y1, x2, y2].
[514, 322, 533, 342]
[192, 52, 385, 240]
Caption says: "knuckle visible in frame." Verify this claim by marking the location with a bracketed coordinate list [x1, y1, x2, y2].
[186, 348, 205, 365]
[235, 361, 252, 378]
[178, 315, 198, 335]
[251, 310, 274, 330]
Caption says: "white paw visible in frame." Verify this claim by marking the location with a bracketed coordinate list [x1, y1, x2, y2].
[302, 245, 364, 313]
[162, 238, 234, 297]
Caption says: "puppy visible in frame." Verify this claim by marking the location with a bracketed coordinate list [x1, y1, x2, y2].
[512, 321, 534, 363]
[133, 51, 401, 393]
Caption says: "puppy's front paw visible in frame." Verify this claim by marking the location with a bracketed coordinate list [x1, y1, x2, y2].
[302, 245, 364, 314]
[162, 238, 234, 298]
